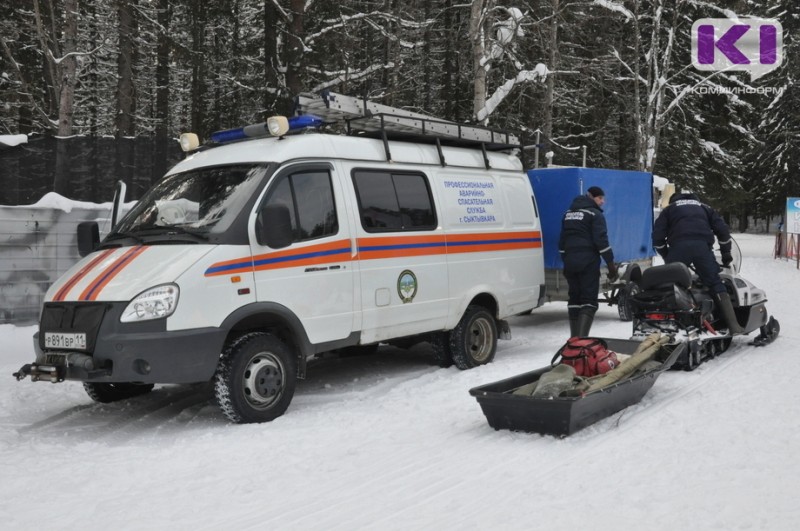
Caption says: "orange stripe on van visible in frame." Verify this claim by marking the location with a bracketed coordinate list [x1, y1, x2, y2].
[356, 235, 448, 260]
[446, 231, 542, 254]
[203, 232, 541, 276]
[79, 246, 148, 301]
[205, 239, 352, 276]
[358, 231, 541, 259]
[52, 249, 116, 302]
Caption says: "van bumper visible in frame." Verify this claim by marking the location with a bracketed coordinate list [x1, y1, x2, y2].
[32, 302, 227, 384]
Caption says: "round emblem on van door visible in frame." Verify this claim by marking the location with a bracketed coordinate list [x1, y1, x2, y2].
[397, 270, 418, 303]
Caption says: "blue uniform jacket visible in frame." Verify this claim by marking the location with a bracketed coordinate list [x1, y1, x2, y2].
[652, 193, 732, 257]
[558, 195, 614, 272]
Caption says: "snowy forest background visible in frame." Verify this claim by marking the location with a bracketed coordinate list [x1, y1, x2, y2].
[1, 0, 798, 226]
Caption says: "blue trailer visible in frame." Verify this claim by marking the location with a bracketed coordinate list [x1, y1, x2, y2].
[527, 167, 655, 320]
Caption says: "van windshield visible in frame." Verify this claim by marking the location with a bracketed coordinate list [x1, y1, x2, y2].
[113, 165, 267, 240]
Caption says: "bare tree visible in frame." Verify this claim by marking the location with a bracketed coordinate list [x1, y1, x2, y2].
[470, 1, 547, 125]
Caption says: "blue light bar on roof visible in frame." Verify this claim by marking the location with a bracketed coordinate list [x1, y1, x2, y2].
[288, 115, 324, 129]
[210, 114, 324, 144]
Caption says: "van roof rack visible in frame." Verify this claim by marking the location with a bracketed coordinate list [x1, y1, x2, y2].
[294, 91, 524, 162]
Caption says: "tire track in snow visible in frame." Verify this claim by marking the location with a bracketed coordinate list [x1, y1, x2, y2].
[16, 403, 97, 434]
[293, 366, 433, 408]
[599, 339, 758, 433]
[15, 385, 212, 443]
[98, 387, 215, 446]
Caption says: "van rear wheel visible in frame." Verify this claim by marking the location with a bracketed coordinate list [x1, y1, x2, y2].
[214, 332, 296, 424]
[450, 305, 497, 370]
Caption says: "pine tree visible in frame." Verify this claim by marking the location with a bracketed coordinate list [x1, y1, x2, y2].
[754, 0, 800, 217]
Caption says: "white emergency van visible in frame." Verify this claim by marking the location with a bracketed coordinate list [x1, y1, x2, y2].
[15, 92, 546, 423]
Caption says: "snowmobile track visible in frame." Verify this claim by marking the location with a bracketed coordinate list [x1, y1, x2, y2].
[592, 339, 753, 435]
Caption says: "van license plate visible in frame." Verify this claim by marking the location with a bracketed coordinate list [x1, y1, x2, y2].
[44, 332, 87, 350]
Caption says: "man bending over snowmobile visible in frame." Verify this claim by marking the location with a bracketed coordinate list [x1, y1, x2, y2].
[652, 192, 744, 335]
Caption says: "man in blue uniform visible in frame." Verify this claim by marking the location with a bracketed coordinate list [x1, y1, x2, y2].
[652, 192, 743, 334]
[559, 186, 618, 337]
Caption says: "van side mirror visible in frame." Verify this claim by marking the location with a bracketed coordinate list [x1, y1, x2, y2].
[257, 204, 294, 249]
[77, 222, 100, 257]
[111, 180, 127, 228]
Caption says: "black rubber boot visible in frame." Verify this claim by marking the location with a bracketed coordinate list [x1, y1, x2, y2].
[568, 307, 580, 337]
[715, 292, 744, 335]
[576, 308, 596, 337]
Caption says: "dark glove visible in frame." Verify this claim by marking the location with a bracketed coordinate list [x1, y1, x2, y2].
[607, 263, 619, 283]
[721, 252, 733, 266]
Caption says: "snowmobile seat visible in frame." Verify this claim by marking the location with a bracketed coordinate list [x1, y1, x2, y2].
[630, 263, 695, 314]
[640, 263, 692, 292]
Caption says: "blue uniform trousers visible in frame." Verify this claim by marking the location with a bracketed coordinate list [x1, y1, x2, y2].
[664, 239, 725, 294]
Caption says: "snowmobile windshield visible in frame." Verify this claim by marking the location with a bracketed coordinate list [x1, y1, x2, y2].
[716, 237, 742, 273]
[730, 238, 742, 273]
[111, 164, 268, 243]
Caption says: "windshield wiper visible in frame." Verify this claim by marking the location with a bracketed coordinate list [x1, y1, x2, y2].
[129, 224, 209, 242]
[103, 231, 146, 245]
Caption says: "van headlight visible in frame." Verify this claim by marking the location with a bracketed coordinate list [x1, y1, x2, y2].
[120, 284, 180, 322]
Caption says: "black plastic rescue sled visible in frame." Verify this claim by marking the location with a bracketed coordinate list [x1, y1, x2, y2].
[469, 338, 686, 437]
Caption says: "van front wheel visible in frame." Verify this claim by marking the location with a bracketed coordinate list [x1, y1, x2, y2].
[450, 306, 497, 370]
[214, 332, 296, 424]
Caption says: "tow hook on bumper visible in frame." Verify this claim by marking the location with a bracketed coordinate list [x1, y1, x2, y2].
[13, 363, 66, 383]
[13, 352, 109, 383]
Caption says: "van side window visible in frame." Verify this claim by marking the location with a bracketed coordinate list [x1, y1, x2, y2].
[352, 170, 436, 232]
[260, 170, 338, 243]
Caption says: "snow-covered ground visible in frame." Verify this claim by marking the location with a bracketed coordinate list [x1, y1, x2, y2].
[1, 233, 798, 530]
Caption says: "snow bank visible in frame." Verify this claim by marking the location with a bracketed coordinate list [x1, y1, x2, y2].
[0, 134, 28, 148]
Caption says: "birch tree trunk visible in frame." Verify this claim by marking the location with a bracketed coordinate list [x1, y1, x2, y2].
[55, 0, 79, 197]
[442, 0, 457, 120]
[57, 0, 78, 137]
[190, 0, 207, 134]
[154, 0, 171, 179]
[116, 0, 137, 194]
[470, 0, 488, 123]
[263, 2, 281, 112]
[632, 0, 643, 170]
[543, 0, 559, 141]
[636, 0, 682, 173]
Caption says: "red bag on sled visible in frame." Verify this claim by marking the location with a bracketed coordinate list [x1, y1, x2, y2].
[552, 337, 620, 377]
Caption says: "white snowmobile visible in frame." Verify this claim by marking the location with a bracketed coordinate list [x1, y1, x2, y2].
[629, 239, 780, 370]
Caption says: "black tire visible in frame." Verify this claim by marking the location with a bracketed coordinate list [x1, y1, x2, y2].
[214, 332, 296, 424]
[449, 305, 497, 370]
[83, 382, 155, 403]
[617, 281, 640, 322]
[429, 332, 453, 368]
